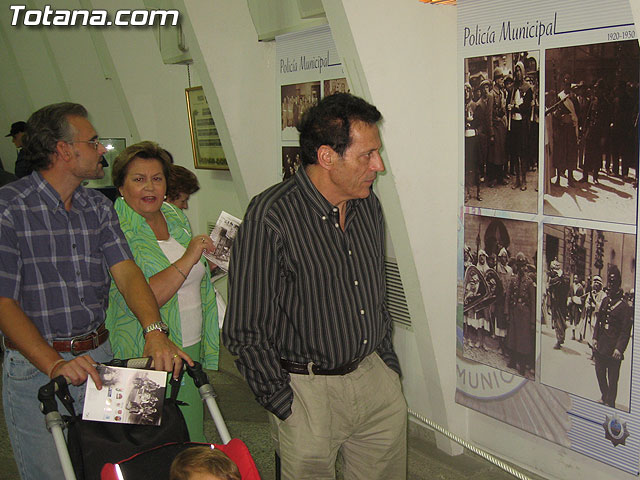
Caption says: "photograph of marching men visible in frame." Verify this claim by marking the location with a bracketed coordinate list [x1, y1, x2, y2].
[83, 366, 167, 425]
[543, 40, 639, 225]
[540, 224, 635, 411]
[464, 51, 540, 214]
[282, 146, 301, 181]
[461, 213, 538, 379]
[281, 81, 321, 141]
[323, 77, 350, 96]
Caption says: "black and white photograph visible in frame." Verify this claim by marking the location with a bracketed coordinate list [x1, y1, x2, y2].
[205, 211, 242, 272]
[464, 51, 540, 214]
[82, 365, 167, 425]
[540, 224, 635, 411]
[323, 77, 350, 97]
[462, 214, 538, 379]
[282, 146, 301, 181]
[543, 40, 639, 224]
[281, 81, 321, 141]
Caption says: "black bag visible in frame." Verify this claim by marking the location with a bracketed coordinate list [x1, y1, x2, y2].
[61, 367, 190, 480]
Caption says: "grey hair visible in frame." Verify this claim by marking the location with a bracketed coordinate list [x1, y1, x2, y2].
[22, 102, 88, 171]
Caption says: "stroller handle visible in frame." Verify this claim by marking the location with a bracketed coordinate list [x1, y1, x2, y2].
[38, 376, 70, 415]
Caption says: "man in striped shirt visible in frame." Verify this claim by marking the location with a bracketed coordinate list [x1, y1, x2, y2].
[224, 93, 407, 479]
[0, 103, 190, 479]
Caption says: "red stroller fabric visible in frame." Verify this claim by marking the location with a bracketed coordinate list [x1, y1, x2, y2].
[100, 439, 260, 479]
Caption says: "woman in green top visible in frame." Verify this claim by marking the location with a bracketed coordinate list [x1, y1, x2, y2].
[106, 141, 219, 442]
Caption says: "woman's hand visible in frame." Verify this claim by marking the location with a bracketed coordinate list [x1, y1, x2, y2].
[183, 234, 215, 266]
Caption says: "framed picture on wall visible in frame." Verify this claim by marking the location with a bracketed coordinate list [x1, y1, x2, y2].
[185, 86, 228, 170]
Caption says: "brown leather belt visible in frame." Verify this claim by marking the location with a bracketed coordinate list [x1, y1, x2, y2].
[4, 323, 109, 355]
[280, 358, 360, 376]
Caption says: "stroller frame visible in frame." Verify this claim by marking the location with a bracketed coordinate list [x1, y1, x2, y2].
[38, 360, 231, 480]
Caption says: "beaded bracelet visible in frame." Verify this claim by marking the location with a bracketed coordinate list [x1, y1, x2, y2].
[47, 358, 67, 379]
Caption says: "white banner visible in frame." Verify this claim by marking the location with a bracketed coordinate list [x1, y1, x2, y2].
[457, 0, 640, 473]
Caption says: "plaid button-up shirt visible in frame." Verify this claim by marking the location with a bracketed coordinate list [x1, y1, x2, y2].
[0, 172, 132, 340]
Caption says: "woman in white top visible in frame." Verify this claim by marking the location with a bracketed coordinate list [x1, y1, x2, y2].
[106, 141, 219, 442]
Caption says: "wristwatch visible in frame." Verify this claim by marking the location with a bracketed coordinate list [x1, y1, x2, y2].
[142, 321, 169, 337]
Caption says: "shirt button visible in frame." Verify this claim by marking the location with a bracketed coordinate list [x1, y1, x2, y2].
[80, 298, 84, 303]
[72, 244, 77, 249]
[360, 309, 365, 315]
[321, 216, 327, 220]
[354, 280, 359, 286]
[348, 250, 352, 255]
[335, 223, 339, 228]
[332, 207, 338, 212]
[363, 339, 368, 344]
[76, 271, 81, 276]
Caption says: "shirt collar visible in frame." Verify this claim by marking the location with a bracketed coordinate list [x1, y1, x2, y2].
[115, 196, 146, 231]
[115, 197, 181, 234]
[293, 166, 362, 218]
[31, 170, 88, 213]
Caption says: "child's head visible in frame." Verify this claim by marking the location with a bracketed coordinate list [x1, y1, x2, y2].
[169, 446, 241, 480]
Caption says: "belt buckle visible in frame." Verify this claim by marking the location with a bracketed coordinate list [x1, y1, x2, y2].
[69, 336, 83, 356]
[69, 331, 96, 356]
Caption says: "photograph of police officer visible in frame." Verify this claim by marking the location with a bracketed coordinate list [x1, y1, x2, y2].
[464, 51, 540, 214]
[540, 224, 634, 411]
[461, 213, 538, 379]
[543, 40, 639, 224]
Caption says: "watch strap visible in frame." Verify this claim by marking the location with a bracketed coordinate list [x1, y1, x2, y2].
[142, 321, 169, 337]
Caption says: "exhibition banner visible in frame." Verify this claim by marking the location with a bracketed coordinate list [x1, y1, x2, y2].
[456, 0, 639, 473]
[276, 25, 348, 180]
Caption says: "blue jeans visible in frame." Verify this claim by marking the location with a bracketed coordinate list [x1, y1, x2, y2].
[3, 341, 112, 480]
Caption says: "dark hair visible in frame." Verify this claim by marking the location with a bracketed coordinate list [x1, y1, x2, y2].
[111, 141, 172, 190]
[298, 93, 382, 166]
[166, 164, 200, 201]
[169, 446, 240, 480]
[22, 102, 88, 171]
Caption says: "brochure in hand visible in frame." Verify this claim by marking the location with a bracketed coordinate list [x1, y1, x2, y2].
[82, 364, 167, 426]
[204, 211, 242, 272]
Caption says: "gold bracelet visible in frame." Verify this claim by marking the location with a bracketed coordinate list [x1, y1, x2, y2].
[47, 358, 66, 379]
[171, 262, 187, 280]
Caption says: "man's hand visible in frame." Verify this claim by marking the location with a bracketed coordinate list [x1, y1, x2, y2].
[613, 349, 622, 360]
[51, 355, 102, 389]
[143, 331, 193, 379]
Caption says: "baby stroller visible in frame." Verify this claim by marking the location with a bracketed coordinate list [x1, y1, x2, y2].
[38, 359, 260, 480]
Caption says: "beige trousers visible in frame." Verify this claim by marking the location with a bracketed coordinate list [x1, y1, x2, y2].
[270, 352, 407, 480]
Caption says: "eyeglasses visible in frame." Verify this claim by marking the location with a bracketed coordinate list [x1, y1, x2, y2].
[69, 140, 103, 150]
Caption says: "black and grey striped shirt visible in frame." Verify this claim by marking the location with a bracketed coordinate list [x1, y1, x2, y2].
[223, 166, 400, 420]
